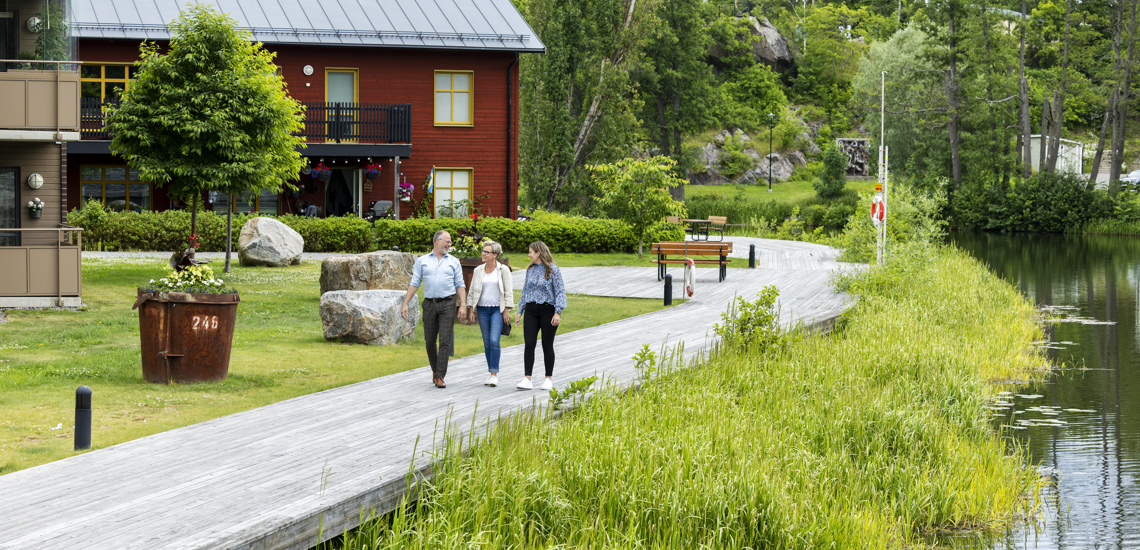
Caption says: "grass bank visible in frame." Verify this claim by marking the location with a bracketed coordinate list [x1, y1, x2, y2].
[329, 244, 1046, 548]
[1080, 217, 1140, 235]
[0, 257, 667, 474]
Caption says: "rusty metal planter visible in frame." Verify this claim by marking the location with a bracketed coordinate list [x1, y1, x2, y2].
[134, 289, 240, 384]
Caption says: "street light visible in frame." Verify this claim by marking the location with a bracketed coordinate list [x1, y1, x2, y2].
[767, 112, 777, 193]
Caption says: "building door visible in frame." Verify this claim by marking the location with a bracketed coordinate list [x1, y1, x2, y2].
[326, 169, 354, 217]
[0, 168, 19, 246]
[325, 69, 357, 141]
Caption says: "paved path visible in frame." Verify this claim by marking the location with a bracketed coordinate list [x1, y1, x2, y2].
[0, 239, 858, 550]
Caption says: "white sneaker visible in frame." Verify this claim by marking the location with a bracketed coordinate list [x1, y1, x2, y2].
[540, 378, 554, 391]
[485, 374, 498, 387]
[516, 377, 533, 390]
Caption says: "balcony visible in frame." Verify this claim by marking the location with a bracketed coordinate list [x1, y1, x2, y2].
[0, 227, 83, 308]
[80, 100, 412, 144]
[0, 62, 81, 141]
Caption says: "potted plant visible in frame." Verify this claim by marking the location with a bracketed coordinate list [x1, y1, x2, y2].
[364, 162, 382, 180]
[132, 249, 240, 384]
[27, 198, 44, 219]
[311, 162, 332, 181]
[398, 181, 414, 202]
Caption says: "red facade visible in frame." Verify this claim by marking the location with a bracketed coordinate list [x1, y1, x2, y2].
[69, 39, 520, 219]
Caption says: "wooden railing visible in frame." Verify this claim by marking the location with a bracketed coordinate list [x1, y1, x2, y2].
[0, 227, 83, 307]
[81, 99, 412, 144]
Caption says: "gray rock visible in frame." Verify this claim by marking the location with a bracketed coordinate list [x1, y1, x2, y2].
[709, 17, 796, 73]
[320, 251, 416, 295]
[741, 153, 795, 184]
[320, 290, 419, 346]
[788, 150, 808, 167]
[237, 217, 304, 267]
[688, 141, 729, 185]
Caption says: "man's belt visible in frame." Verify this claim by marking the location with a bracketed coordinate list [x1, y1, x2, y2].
[424, 295, 456, 303]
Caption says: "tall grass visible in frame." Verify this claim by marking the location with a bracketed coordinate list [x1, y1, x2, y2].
[326, 243, 1046, 549]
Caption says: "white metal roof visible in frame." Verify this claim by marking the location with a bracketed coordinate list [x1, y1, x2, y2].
[71, 0, 545, 52]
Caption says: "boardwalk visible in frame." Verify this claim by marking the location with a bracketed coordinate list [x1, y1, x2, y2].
[0, 239, 857, 550]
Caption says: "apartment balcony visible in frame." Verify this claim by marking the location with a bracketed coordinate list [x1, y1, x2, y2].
[80, 100, 412, 147]
[0, 62, 81, 142]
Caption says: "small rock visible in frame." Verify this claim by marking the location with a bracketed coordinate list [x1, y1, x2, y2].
[788, 151, 808, 167]
[320, 290, 419, 346]
[238, 217, 303, 267]
[320, 251, 417, 294]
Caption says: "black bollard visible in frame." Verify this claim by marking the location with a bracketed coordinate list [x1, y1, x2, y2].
[664, 274, 673, 306]
[749, 244, 756, 268]
[74, 386, 92, 451]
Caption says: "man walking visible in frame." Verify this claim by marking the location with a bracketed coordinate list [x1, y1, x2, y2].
[402, 230, 466, 388]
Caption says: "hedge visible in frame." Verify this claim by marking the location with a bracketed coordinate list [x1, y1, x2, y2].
[373, 217, 684, 253]
[67, 202, 375, 253]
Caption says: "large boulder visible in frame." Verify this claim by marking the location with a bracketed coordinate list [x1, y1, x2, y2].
[709, 17, 796, 73]
[320, 251, 416, 295]
[320, 290, 419, 346]
[740, 153, 795, 184]
[238, 217, 303, 267]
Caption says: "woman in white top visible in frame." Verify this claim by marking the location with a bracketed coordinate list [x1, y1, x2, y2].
[465, 240, 515, 386]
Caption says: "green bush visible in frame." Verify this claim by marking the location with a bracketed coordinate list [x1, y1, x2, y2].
[372, 216, 684, 254]
[813, 145, 847, 199]
[67, 201, 374, 253]
[953, 172, 1110, 232]
[717, 135, 757, 178]
[823, 203, 854, 227]
[685, 191, 794, 225]
[801, 204, 828, 226]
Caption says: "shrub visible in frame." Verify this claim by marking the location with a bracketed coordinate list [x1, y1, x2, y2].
[838, 179, 947, 263]
[67, 206, 374, 253]
[685, 191, 794, 225]
[823, 203, 854, 227]
[813, 144, 847, 199]
[801, 204, 828, 226]
[372, 216, 684, 254]
[717, 135, 757, 178]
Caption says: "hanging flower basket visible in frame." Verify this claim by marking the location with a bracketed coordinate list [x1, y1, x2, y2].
[364, 163, 382, 181]
[27, 197, 44, 219]
[311, 163, 332, 181]
[398, 181, 414, 202]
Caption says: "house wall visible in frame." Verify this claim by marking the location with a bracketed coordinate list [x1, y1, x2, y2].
[0, 141, 65, 245]
[75, 40, 521, 220]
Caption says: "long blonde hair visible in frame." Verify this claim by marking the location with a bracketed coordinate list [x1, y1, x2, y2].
[529, 241, 555, 280]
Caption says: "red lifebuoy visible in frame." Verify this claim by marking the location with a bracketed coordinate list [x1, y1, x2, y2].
[871, 195, 885, 223]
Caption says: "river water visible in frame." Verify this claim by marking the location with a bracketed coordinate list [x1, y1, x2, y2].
[951, 232, 1140, 549]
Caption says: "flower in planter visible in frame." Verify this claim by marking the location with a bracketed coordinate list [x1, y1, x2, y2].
[27, 198, 44, 212]
[144, 264, 235, 295]
[311, 163, 331, 181]
[398, 181, 414, 201]
[364, 163, 382, 180]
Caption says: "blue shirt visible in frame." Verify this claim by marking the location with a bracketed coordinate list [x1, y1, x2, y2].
[518, 264, 567, 314]
[410, 252, 465, 298]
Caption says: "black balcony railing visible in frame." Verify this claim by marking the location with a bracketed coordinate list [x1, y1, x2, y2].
[80, 97, 116, 140]
[80, 99, 412, 144]
[300, 102, 411, 143]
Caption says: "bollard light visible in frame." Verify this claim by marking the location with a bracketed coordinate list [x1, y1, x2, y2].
[664, 274, 673, 306]
[749, 244, 756, 269]
[75, 385, 92, 451]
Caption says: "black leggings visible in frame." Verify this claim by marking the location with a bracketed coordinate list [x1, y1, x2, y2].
[523, 302, 558, 377]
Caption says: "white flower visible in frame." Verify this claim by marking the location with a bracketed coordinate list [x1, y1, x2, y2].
[150, 279, 155, 284]
[27, 201, 33, 208]
[218, 280, 224, 285]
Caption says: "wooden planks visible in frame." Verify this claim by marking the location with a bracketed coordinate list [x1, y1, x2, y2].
[0, 239, 857, 550]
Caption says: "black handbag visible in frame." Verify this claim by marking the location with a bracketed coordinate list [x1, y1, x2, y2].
[501, 319, 512, 337]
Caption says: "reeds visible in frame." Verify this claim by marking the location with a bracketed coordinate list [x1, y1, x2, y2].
[328, 244, 1046, 549]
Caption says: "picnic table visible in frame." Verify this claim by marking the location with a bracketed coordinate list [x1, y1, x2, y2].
[651, 241, 733, 282]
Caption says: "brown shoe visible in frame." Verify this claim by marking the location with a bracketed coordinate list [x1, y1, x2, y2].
[434, 377, 446, 389]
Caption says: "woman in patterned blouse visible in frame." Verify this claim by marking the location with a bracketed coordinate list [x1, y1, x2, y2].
[513, 241, 567, 391]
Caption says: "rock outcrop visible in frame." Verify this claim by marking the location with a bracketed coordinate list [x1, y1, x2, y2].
[237, 217, 303, 267]
[320, 251, 417, 295]
[320, 290, 419, 346]
[709, 17, 796, 73]
[689, 128, 799, 186]
[740, 154, 796, 185]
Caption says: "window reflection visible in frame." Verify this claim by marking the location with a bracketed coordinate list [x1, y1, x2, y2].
[105, 184, 128, 212]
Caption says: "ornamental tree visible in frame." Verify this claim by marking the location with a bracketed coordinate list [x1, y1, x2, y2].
[590, 156, 686, 258]
[107, 4, 305, 271]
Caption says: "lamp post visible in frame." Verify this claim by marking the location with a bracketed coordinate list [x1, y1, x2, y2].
[767, 112, 777, 193]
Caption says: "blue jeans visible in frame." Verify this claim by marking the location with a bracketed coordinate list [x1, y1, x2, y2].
[476, 306, 503, 373]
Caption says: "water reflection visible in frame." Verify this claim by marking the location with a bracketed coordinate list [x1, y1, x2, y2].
[950, 232, 1140, 549]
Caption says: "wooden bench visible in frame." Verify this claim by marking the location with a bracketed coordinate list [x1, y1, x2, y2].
[707, 216, 727, 241]
[651, 241, 733, 282]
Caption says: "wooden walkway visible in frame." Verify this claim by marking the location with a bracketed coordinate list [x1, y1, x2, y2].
[0, 239, 858, 550]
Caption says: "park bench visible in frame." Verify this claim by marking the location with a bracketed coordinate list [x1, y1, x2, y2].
[651, 241, 733, 282]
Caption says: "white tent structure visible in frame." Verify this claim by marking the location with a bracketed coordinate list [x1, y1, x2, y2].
[1029, 135, 1084, 174]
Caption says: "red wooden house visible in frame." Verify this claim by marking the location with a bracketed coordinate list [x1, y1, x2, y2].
[67, 0, 544, 220]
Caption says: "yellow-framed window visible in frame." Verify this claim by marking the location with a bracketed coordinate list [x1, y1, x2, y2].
[79, 165, 151, 212]
[434, 71, 473, 126]
[432, 168, 473, 217]
[80, 64, 136, 101]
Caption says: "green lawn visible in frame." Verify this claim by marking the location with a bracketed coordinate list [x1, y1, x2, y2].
[0, 257, 669, 474]
[685, 178, 879, 203]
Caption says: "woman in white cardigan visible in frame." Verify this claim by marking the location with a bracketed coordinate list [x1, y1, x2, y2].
[465, 240, 515, 386]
